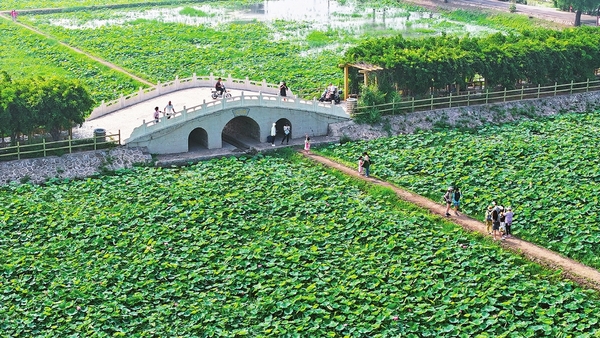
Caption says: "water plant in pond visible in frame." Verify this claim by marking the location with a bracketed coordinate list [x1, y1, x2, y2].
[2, 154, 600, 335]
[317, 111, 600, 270]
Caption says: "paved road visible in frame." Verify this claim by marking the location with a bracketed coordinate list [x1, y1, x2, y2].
[410, 0, 598, 26]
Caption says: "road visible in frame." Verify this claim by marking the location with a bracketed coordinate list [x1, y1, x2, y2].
[406, 0, 599, 26]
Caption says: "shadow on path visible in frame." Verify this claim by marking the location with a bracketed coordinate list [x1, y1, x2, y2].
[305, 151, 600, 292]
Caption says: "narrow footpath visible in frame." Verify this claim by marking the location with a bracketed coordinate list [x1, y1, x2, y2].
[305, 152, 600, 292]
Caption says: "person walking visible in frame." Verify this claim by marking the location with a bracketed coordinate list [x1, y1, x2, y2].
[280, 123, 291, 144]
[452, 186, 462, 216]
[443, 187, 453, 217]
[491, 204, 501, 241]
[358, 155, 364, 175]
[279, 81, 288, 101]
[270, 122, 277, 146]
[362, 152, 371, 177]
[504, 207, 514, 238]
[11, 10, 17, 22]
[304, 135, 311, 154]
[485, 205, 493, 234]
[153, 106, 160, 123]
[164, 101, 176, 119]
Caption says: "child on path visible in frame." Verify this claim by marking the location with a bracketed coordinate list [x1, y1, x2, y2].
[358, 155, 364, 175]
[499, 206, 506, 240]
[153, 107, 160, 123]
[304, 135, 311, 154]
[485, 205, 493, 234]
[504, 207, 514, 238]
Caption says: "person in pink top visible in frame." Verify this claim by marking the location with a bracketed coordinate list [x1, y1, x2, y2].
[304, 135, 310, 154]
[358, 155, 364, 175]
[11, 10, 18, 22]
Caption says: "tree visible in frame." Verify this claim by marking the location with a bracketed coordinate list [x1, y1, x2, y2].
[553, 0, 600, 26]
[0, 72, 15, 145]
[27, 77, 95, 141]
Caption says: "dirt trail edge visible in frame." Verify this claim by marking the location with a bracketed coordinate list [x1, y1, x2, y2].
[305, 152, 600, 292]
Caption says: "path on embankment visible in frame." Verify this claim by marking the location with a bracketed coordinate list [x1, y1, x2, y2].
[0, 13, 154, 87]
[305, 152, 600, 292]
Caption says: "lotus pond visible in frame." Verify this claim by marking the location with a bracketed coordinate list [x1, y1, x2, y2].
[7, 0, 512, 101]
[317, 111, 600, 270]
[1, 153, 600, 336]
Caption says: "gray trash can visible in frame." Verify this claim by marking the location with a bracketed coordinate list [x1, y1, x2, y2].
[346, 98, 358, 116]
[93, 128, 106, 143]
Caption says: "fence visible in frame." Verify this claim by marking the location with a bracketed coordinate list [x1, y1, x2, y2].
[0, 131, 121, 162]
[354, 79, 600, 117]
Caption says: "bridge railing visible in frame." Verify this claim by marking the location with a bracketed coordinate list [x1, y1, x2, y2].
[126, 92, 348, 143]
[89, 74, 289, 120]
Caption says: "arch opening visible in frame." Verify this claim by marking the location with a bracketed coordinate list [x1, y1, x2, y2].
[188, 127, 208, 151]
[222, 116, 261, 149]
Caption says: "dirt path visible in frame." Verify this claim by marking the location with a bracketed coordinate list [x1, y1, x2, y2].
[0, 13, 154, 87]
[305, 152, 600, 292]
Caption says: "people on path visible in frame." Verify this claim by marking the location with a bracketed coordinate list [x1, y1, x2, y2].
[280, 123, 290, 145]
[164, 101, 175, 119]
[485, 205, 493, 234]
[215, 77, 224, 96]
[358, 155, 364, 175]
[11, 10, 17, 22]
[270, 122, 276, 146]
[153, 107, 160, 123]
[452, 186, 461, 216]
[491, 204, 501, 240]
[443, 187, 453, 217]
[499, 206, 506, 240]
[362, 152, 371, 177]
[504, 207, 514, 238]
[279, 81, 288, 101]
[304, 135, 311, 154]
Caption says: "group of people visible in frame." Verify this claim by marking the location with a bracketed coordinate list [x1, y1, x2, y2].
[443, 186, 462, 217]
[485, 203, 514, 241]
[443, 187, 515, 240]
[153, 101, 176, 122]
[357, 152, 372, 177]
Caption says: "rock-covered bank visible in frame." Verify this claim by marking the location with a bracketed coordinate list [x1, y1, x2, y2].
[0, 147, 152, 186]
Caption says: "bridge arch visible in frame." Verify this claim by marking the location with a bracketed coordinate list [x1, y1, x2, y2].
[188, 127, 209, 150]
[222, 116, 261, 148]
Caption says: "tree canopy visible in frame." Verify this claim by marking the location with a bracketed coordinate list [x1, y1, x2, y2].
[344, 27, 600, 96]
[553, 0, 600, 26]
[0, 74, 94, 143]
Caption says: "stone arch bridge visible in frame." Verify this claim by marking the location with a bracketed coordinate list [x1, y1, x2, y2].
[125, 91, 350, 154]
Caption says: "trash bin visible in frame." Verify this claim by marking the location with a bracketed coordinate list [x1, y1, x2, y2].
[346, 98, 358, 116]
[94, 128, 106, 143]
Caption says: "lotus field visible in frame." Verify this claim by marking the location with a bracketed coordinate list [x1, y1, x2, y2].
[318, 112, 600, 270]
[0, 21, 143, 103]
[2, 154, 600, 336]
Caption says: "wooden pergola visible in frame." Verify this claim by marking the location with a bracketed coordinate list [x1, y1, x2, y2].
[340, 62, 384, 100]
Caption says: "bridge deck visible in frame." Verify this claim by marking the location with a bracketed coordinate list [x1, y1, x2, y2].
[74, 87, 348, 141]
